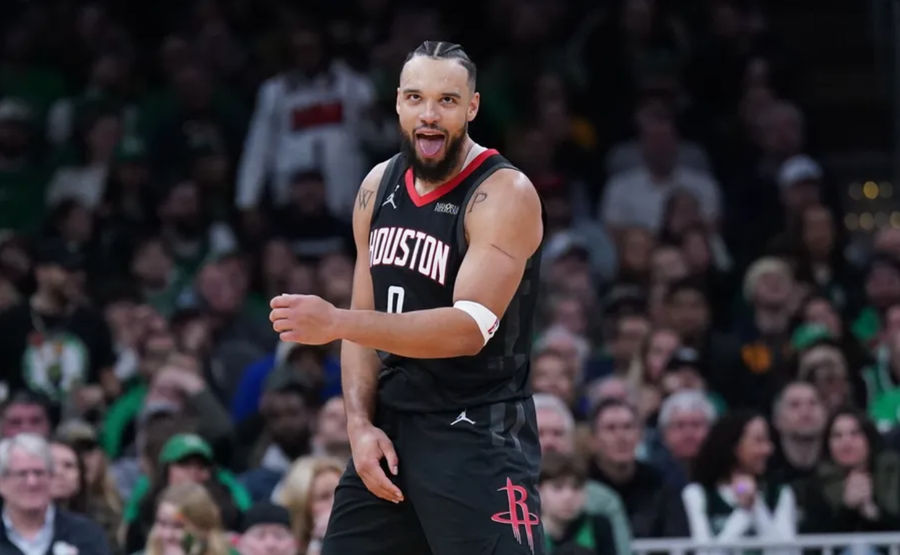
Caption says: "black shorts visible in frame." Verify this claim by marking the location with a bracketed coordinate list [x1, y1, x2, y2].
[322, 397, 545, 555]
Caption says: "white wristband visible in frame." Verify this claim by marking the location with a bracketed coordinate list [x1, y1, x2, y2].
[454, 300, 500, 345]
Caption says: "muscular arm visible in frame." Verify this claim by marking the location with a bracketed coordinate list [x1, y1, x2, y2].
[342, 163, 388, 427]
[331, 169, 543, 358]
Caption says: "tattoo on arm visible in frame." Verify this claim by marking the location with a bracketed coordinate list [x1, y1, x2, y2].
[468, 192, 488, 213]
[490, 243, 516, 259]
[358, 188, 374, 209]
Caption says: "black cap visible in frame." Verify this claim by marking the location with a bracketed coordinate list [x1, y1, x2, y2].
[240, 502, 292, 533]
[666, 347, 703, 373]
[34, 239, 84, 271]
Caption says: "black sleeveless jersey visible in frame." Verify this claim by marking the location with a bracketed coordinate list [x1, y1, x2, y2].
[368, 149, 541, 412]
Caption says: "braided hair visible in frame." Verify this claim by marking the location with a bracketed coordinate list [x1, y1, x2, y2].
[404, 41, 476, 88]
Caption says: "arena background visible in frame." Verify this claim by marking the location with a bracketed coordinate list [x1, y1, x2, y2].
[1, 0, 900, 554]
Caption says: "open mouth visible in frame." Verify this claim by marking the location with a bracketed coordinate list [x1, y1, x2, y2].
[415, 130, 446, 158]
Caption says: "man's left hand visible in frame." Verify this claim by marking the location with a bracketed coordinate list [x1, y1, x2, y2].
[269, 294, 340, 344]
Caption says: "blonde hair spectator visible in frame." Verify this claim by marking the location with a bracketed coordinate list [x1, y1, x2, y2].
[275, 455, 344, 553]
[145, 483, 230, 555]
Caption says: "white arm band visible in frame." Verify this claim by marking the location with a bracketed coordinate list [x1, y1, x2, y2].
[454, 300, 500, 346]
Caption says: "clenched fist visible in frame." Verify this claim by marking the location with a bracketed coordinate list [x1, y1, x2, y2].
[269, 294, 341, 344]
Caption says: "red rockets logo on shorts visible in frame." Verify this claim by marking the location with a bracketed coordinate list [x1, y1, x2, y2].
[491, 477, 539, 553]
[369, 226, 450, 285]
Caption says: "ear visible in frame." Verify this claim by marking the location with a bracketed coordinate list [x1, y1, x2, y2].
[467, 91, 480, 122]
[395, 87, 402, 116]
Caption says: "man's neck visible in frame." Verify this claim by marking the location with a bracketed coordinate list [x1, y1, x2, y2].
[754, 305, 790, 335]
[31, 290, 67, 315]
[597, 457, 636, 485]
[781, 435, 822, 469]
[5, 506, 49, 539]
[648, 166, 673, 183]
[542, 513, 571, 539]
[414, 137, 476, 194]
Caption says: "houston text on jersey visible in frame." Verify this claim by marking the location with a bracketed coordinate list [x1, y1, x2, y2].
[369, 226, 450, 285]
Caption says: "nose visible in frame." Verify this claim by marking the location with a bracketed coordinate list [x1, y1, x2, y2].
[419, 100, 439, 125]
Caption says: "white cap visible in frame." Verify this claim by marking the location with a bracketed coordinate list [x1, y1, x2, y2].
[777, 154, 823, 189]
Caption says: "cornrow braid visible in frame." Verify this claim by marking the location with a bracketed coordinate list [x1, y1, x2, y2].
[404, 40, 477, 88]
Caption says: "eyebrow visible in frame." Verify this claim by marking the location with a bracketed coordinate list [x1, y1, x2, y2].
[401, 88, 462, 99]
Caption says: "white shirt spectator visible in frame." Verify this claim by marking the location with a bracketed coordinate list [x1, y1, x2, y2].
[235, 61, 375, 221]
[3, 505, 54, 555]
[682, 483, 797, 555]
[600, 166, 721, 232]
[605, 139, 712, 177]
[45, 165, 108, 209]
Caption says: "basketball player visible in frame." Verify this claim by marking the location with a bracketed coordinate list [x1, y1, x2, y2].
[269, 41, 545, 554]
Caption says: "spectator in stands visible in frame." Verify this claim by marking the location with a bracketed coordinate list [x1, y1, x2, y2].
[648, 391, 716, 491]
[141, 482, 234, 555]
[125, 433, 250, 553]
[238, 502, 298, 555]
[853, 254, 900, 347]
[539, 452, 616, 555]
[104, 352, 233, 463]
[589, 399, 687, 537]
[613, 227, 655, 285]
[236, 21, 375, 223]
[625, 327, 681, 423]
[867, 327, 900, 430]
[534, 393, 631, 555]
[0, 98, 49, 234]
[768, 382, 826, 486]
[790, 204, 858, 314]
[0, 433, 112, 554]
[0, 238, 117, 411]
[724, 257, 797, 410]
[775, 155, 824, 235]
[795, 332, 855, 412]
[192, 257, 277, 398]
[602, 310, 651, 377]
[276, 170, 352, 259]
[130, 236, 186, 318]
[798, 295, 871, 382]
[236, 367, 317, 473]
[798, 409, 900, 533]
[532, 347, 580, 411]
[49, 439, 88, 514]
[156, 181, 237, 279]
[600, 113, 721, 238]
[275, 455, 343, 555]
[45, 110, 122, 209]
[683, 411, 797, 548]
[310, 396, 349, 462]
[56, 419, 122, 552]
[0, 390, 52, 439]
[252, 238, 298, 308]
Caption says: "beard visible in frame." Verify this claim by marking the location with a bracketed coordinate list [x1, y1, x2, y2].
[401, 123, 467, 183]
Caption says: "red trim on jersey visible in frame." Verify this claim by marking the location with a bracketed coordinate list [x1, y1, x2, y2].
[404, 148, 500, 207]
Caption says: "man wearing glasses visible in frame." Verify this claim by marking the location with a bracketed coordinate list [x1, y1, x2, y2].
[0, 433, 110, 555]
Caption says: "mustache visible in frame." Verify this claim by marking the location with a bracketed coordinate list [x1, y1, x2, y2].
[414, 125, 448, 135]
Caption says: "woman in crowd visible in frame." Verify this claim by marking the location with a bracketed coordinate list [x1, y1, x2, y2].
[682, 411, 796, 552]
[57, 420, 124, 552]
[50, 439, 89, 514]
[141, 482, 236, 555]
[798, 408, 900, 533]
[275, 455, 343, 555]
[126, 433, 249, 553]
[625, 327, 681, 423]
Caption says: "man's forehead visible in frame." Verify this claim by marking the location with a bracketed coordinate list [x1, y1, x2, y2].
[8, 448, 45, 466]
[399, 56, 470, 93]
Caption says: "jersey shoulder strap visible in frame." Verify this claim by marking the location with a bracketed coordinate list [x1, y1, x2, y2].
[454, 153, 518, 256]
[369, 153, 407, 226]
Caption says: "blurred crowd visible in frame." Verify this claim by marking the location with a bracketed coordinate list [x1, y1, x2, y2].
[0, 0, 898, 554]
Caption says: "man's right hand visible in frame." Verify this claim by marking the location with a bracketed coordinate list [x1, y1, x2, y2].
[349, 421, 404, 504]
